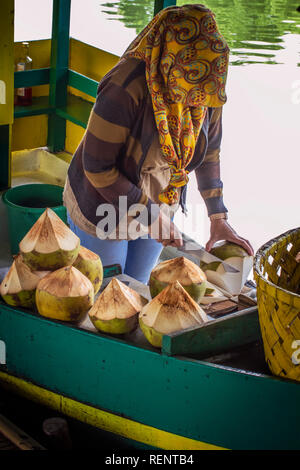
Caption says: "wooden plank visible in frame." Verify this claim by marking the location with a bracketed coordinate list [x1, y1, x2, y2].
[14, 68, 50, 88]
[162, 307, 261, 357]
[0, 414, 45, 450]
[0, 0, 14, 190]
[103, 264, 122, 278]
[154, 0, 176, 15]
[14, 96, 52, 118]
[47, 0, 71, 152]
[68, 70, 98, 98]
[56, 93, 93, 128]
[0, 432, 19, 450]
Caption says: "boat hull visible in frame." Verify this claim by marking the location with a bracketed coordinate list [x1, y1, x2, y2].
[0, 303, 299, 450]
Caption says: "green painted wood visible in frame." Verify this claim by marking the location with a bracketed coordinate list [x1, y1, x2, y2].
[0, 125, 11, 191]
[154, 0, 176, 15]
[68, 70, 98, 98]
[47, 0, 71, 152]
[14, 96, 52, 118]
[13, 93, 92, 125]
[162, 307, 261, 357]
[14, 68, 50, 88]
[103, 264, 122, 278]
[0, 304, 299, 450]
[56, 94, 93, 128]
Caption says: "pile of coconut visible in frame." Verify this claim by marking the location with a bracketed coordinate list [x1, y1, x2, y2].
[87, 256, 210, 347]
[0, 208, 103, 322]
[0, 209, 252, 347]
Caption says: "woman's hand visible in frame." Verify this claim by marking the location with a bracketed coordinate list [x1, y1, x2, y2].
[206, 218, 254, 255]
[149, 211, 183, 248]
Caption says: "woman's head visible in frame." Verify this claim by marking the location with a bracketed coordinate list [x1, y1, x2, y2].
[123, 4, 229, 108]
[123, 5, 230, 205]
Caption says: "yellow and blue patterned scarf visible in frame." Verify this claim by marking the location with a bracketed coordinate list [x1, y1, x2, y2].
[123, 4, 229, 205]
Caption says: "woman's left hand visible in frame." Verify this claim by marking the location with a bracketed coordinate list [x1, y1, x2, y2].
[206, 218, 254, 256]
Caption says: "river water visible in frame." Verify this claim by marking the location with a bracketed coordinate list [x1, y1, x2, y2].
[15, 0, 300, 251]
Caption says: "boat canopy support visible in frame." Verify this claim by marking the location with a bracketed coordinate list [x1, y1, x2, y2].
[0, 0, 178, 191]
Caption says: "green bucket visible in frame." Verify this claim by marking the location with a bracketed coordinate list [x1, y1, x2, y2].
[2, 183, 67, 255]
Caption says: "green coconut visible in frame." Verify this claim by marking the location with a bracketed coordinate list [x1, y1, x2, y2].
[139, 280, 208, 348]
[200, 242, 249, 271]
[149, 256, 207, 303]
[0, 255, 49, 309]
[73, 246, 103, 294]
[19, 208, 80, 271]
[89, 278, 147, 335]
[35, 266, 94, 322]
[200, 241, 253, 295]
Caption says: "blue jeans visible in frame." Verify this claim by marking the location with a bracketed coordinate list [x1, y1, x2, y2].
[67, 213, 163, 284]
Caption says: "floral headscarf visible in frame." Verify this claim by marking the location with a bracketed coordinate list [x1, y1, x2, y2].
[122, 4, 229, 205]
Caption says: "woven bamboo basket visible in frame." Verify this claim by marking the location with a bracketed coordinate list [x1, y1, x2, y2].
[254, 227, 300, 382]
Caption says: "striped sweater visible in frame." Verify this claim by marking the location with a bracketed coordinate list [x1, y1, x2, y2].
[63, 57, 228, 239]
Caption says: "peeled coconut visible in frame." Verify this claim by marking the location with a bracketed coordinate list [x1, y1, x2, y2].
[35, 266, 94, 322]
[200, 241, 253, 295]
[0, 255, 49, 308]
[200, 281, 229, 305]
[139, 280, 208, 348]
[149, 256, 207, 303]
[89, 278, 147, 334]
[19, 208, 80, 271]
[73, 246, 103, 294]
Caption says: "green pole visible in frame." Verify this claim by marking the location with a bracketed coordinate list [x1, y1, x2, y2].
[47, 0, 71, 152]
[154, 0, 177, 16]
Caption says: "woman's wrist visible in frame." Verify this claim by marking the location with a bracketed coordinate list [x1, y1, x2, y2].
[209, 212, 228, 221]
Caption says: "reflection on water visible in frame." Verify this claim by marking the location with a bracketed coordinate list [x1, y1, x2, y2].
[101, 0, 300, 65]
[100, 1, 300, 252]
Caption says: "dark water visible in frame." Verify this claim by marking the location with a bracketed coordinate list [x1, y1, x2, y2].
[101, 0, 300, 65]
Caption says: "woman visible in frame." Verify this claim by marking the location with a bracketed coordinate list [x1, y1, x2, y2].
[63, 4, 253, 284]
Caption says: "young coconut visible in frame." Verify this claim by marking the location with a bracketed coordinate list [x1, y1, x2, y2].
[73, 246, 103, 294]
[139, 280, 208, 348]
[200, 241, 253, 295]
[200, 281, 228, 305]
[149, 256, 207, 303]
[36, 266, 94, 322]
[89, 278, 147, 334]
[0, 255, 49, 308]
[19, 208, 80, 271]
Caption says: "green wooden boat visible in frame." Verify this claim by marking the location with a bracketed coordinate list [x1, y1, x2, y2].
[1, 0, 299, 451]
[0, 262, 299, 451]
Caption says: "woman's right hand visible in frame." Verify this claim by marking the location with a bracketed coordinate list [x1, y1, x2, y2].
[149, 211, 183, 248]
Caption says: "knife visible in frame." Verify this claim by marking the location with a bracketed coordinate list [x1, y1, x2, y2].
[179, 239, 239, 273]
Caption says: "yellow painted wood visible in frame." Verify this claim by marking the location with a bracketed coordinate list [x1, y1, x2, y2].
[0, 370, 226, 450]
[12, 38, 118, 154]
[0, 0, 14, 125]
[0, 413, 45, 450]
[65, 120, 85, 154]
[12, 115, 48, 151]
[68, 38, 119, 103]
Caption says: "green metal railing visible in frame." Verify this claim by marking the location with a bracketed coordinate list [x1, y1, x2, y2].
[8, 0, 177, 189]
